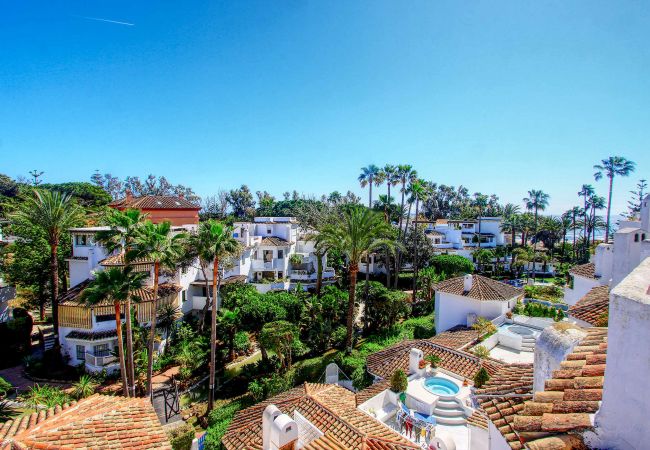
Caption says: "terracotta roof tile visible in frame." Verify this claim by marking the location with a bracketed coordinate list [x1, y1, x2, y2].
[109, 195, 200, 210]
[100, 253, 154, 268]
[260, 236, 292, 246]
[0, 394, 170, 449]
[569, 285, 609, 326]
[434, 275, 523, 301]
[428, 325, 479, 350]
[511, 328, 607, 447]
[366, 339, 501, 380]
[467, 410, 488, 430]
[222, 383, 417, 450]
[569, 263, 597, 279]
[59, 281, 181, 307]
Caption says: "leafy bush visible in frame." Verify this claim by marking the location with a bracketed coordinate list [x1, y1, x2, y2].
[330, 326, 347, 349]
[205, 397, 253, 450]
[473, 345, 490, 359]
[473, 367, 490, 388]
[22, 384, 72, 408]
[246, 373, 293, 402]
[0, 377, 12, 397]
[430, 254, 474, 277]
[425, 354, 441, 368]
[390, 369, 408, 393]
[524, 285, 564, 302]
[72, 375, 98, 399]
[359, 281, 410, 332]
[233, 331, 251, 354]
[167, 423, 195, 450]
[472, 317, 497, 339]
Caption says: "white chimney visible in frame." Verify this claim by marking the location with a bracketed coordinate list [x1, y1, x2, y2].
[409, 348, 424, 374]
[641, 193, 650, 232]
[533, 323, 586, 392]
[592, 258, 650, 450]
[262, 405, 298, 450]
[463, 274, 473, 293]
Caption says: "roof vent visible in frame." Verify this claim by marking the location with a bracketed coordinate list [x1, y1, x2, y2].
[463, 274, 473, 293]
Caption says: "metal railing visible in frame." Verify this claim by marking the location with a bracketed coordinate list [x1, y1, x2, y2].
[85, 352, 117, 367]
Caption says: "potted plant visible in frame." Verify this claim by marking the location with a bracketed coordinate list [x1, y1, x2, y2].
[418, 359, 426, 370]
[505, 311, 513, 321]
[425, 354, 441, 373]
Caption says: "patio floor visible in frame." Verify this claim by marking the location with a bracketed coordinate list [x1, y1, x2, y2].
[489, 345, 535, 364]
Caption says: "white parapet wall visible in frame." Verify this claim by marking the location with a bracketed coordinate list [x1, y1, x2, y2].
[592, 257, 650, 450]
[533, 323, 586, 392]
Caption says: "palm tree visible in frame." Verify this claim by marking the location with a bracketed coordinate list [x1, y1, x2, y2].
[410, 180, 429, 301]
[10, 190, 83, 347]
[358, 165, 381, 208]
[473, 193, 489, 252]
[594, 156, 636, 242]
[316, 206, 395, 350]
[566, 206, 582, 261]
[80, 267, 146, 397]
[187, 220, 240, 413]
[394, 165, 417, 288]
[95, 208, 147, 397]
[131, 221, 186, 400]
[523, 190, 550, 280]
[578, 184, 595, 260]
[587, 195, 606, 244]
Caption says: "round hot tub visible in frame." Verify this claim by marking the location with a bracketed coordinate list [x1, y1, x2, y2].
[423, 377, 460, 396]
[508, 325, 535, 336]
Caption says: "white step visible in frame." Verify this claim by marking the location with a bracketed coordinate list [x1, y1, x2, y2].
[520, 347, 534, 352]
[521, 342, 535, 348]
[432, 407, 465, 418]
[433, 415, 467, 425]
[435, 399, 460, 408]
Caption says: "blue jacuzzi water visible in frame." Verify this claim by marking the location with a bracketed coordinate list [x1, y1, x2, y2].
[423, 377, 460, 396]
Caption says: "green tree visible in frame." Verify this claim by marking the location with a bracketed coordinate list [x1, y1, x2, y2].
[259, 320, 300, 372]
[226, 185, 256, 219]
[523, 189, 550, 280]
[577, 184, 595, 261]
[410, 180, 430, 301]
[594, 156, 636, 242]
[430, 254, 474, 277]
[316, 206, 395, 350]
[627, 179, 648, 219]
[390, 369, 408, 393]
[393, 165, 418, 288]
[81, 267, 147, 397]
[131, 221, 186, 399]
[10, 190, 84, 347]
[473, 367, 490, 388]
[186, 220, 239, 412]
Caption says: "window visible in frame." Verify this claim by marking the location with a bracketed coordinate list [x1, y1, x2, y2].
[277, 250, 284, 259]
[643, 234, 647, 241]
[76, 345, 85, 361]
[267, 227, 272, 234]
[635, 234, 640, 242]
[182, 290, 187, 302]
[96, 313, 122, 323]
[74, 234, 88, 246]
[93, 343, 110, 357]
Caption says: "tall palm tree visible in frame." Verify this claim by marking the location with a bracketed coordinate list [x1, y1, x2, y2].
[473, 193, 489, 252]
[587, 195, 606, 244]
[316, 206, 395, 350]
[95, 208, 147, 397]
[409, 180, 429, 302]
[578, 184, 595, 260]
[523, 190, 550, 280]
[10, 190, 83, 347]
[187, 220, 240, 413]
[594, 156, 636, 242]
[393, 165, 417, 288]
[358, 165, 382, 295]
[566, 206, 582, 261]
[131, 221, 186, 400]
[80, 267, 146, 397]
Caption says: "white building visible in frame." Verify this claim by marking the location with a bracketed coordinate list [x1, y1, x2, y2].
[434, 274, 523, 333]
[564, 194, 650, 305]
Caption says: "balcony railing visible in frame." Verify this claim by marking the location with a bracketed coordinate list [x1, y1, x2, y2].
[251, 259, 285, 270]
[85, 352, 117, 367]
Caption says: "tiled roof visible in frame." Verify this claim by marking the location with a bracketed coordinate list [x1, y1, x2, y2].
[355, 380, 391, 406]
[434, 275, 523, 302]
[109, 195, 200, 210]
[222, 383, 417, 450]
[429, 325, 478, 350]
[512, 328, 608, 448]
[260, 236, 291, 246]
[0, 394, 170, 449]
[366, 339, 502, 380]
[100, 253, 153, 267]
[66, 329, 117, 341]
[474, 364, 534, 449]
[569, 263, 597, 279]
[59, 281, 181, 307]
[569, 285, 609, 326]
[467, 410, 488, 430]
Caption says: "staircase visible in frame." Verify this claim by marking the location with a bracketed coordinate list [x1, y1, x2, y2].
[431, 399, 467, 425]
[520, 336, 537, 353]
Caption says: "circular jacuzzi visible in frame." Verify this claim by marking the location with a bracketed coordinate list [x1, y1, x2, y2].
[423, 377, 460, 396]
[508, 325, 535, 336]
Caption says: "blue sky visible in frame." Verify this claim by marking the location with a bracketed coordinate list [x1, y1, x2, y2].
[1, 1, 648, 215]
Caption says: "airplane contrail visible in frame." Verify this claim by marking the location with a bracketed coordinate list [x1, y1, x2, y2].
[75, 16, 134, 26]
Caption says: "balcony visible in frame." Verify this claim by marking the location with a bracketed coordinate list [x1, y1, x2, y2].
[251, 259, 285, 271]
[85, 352, 117, 367]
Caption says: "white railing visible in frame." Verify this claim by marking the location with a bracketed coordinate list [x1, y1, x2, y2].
[85, 353, 117, 367]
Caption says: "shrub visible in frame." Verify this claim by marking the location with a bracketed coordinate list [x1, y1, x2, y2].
[22, 384, 72, 408]
[167, 423, 195, 450]
[473, 367, 490, 388]
[72, 375, 98, 399]
[390, 369, 408, 393]
[472, 317, 497, 339]
[473, 345, 490, 359]
[205, 398, 252, 449]
[0, 377, 12, 397]
[233, 331, 251, 354]
[595, 312, 608, 327]
[430, 254, 474, 277]
[425, 354, 441, 368]
[330, 326, 347, 349]
[246, 373, 293, 402]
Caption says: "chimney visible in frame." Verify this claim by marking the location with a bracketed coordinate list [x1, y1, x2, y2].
[593, 258, 650, 450]
[409, 347, 424, 374]
[262, 405, 298, 450]
[125, 189, 133, 202]
[463, 274, 473, 293]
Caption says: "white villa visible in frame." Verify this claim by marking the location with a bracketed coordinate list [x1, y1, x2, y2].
[58, 202, 332, 373]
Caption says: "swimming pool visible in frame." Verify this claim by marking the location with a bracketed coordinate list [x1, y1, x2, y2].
[423, 377, 460, 396]
[497, 323, 540, 337]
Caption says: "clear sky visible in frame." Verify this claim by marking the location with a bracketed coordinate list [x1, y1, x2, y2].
[1, 1, 648, 215]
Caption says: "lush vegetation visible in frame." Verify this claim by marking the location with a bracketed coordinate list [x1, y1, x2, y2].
[513, 302, 565, 321]
[390, 369, 408, 393]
